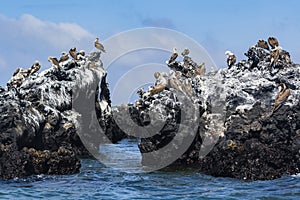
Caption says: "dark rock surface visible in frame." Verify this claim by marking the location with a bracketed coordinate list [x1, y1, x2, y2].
[136, 42, 300, 180]
[0, 51, 122, 179]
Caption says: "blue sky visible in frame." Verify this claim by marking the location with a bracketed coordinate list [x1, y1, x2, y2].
[1, 0, 300, 104]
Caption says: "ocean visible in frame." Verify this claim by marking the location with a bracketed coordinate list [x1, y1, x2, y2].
[1, 139, 300, 200]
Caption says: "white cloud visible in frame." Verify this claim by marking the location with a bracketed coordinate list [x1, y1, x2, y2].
[0, 14, 95, 85]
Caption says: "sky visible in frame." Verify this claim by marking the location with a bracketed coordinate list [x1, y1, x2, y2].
[1, 0, 300, 105]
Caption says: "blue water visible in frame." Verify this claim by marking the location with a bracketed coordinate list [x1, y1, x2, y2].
[1, 139, 300, 200]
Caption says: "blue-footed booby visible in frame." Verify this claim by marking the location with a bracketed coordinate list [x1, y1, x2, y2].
[268, 37, 279, 49]
[225, 50, 236, 68]
[273, 82, 290, 112]
[94, 37, 106, 53]
[166, 48, 178, 65]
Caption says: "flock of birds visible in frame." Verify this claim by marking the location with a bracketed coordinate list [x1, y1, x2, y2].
[133, 36, 291, 116]
[7, 37, 105, 90]
[5, 35, 291, 116]
[225, 36, 283, 69]
[224, 37, 291, 115]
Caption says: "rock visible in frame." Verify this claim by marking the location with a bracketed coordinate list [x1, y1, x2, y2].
[0, 145, 80, 180]
[136, 41, 300, 180]
[0, 50, 123, 179]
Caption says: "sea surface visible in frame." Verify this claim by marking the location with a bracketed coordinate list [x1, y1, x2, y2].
[1, 139, 300, 200]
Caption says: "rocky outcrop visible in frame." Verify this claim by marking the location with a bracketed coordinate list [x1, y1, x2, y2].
[136, 41, 300, 180]
[0, 50, 121, 179]
[0, 144, 80, 180]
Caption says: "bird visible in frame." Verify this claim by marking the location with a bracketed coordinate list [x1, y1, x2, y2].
[194, 62, 206, 77]
[48, 56, 60, 68]
[12, 68, 21, 76]
[270, 48, 280, 67]
[281, 51, 291, 64]
[154, 72, 161, 79]
[58, 52, 69, 63]
[94, 37, 106, 53]
[78, 50, 85, 56]
[273, 82, 290, 112]
[166, 47, 178, 65]
[76, 50, 86, 60]
[225, 50, 236, 68]
[150, 72, 167, 95]
[77, 50, 86, 61]
[181, 48, 190, 57]
[13, 68, 29, 77]
[137, 88, 144, 98]
[257, 39, 270, 50]
[29, 60, 41, 75]
[150, 84, 166, 96]
[268, 37, 279, 49]
[168, 70, 183, 92]
[69, 47, 78, 60]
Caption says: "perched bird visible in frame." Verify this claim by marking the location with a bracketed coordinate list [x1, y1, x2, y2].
[150, 72, 167, 95]
[78, 50, 85, 56]
[94, 37, 106, 53]
[194, 62, 206, 77]
[273, 82, 290, 112]
[166, 47, 178, 64]
[137, 88, 144, 98]
[135, 100, 141, 108]
[150, 84, 166, 96]
[77, 50, 86, 60]
[13, 79, 24, 88]
[13, 68, 29, 77]
[69, 47, 78, 60]
[59, 52, 69, 63]
[153, 72, 160, 79]
[268, 37, 279, 49]
[270, 48, 280, 67]
[257, 39, 270, 50]
[168, 70, 183, 92]
[225, 50, 236, 68]
[29, 60, 41, 75]
[281, 51, 292, 64]
[181, 48, 190, 57]
[48, 56, 60, 68]
[12, 68, 21, 76]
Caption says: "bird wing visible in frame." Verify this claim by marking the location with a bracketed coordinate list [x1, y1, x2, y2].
[50, 57, 59, 66]
[150, 84, 166, 95]
[268, 37, 279, 49]
[95, 43, 106, 52]
[258, 40, 269, 50]
[59, 55, 69, 63]
[227, 56, 236, 67]
[13, 68, 20, 76]
[69, 50, 77, 60]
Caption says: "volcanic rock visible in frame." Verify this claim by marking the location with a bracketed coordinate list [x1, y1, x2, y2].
[136, 41, 300, 180]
